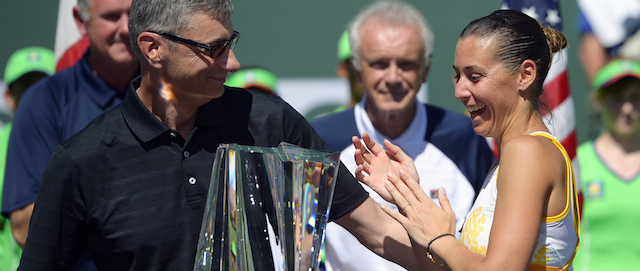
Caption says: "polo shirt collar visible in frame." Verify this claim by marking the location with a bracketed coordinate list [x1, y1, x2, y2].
[78, 50, 132, 108]
[354, 95, 427, 159]
[194, 90, 225, 128]
[122, 77, 224, 142]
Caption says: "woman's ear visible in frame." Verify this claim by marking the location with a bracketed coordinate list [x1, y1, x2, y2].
[138, 32, 163, 69]
[519, 59, 537, 90]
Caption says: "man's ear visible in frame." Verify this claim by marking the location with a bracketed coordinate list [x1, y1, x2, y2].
[349, 59, 365, 86]
[73, 6, 88, 37]
[421, 54, 432, 84]
[138, 32, 163, 69]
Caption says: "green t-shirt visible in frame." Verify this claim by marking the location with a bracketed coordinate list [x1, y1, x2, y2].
[0, 123, 22, 270]
[572, 141, 640, 270]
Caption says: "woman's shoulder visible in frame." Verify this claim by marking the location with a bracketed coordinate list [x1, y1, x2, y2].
[504, 133, 563, 155]
[500, 134, 565, 183]
[502, 134, 553, 156]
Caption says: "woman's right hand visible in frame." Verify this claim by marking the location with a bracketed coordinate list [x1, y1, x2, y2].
[382, 172, 457, 250]
[353, 132, 419, 204]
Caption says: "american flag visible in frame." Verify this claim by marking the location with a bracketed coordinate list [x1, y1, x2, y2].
[501, 0, 582, 210]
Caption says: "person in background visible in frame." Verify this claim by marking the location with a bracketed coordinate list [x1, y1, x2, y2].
[2, 0, 137, 270]
[311, 1, 495, 270]
[577, 0, 640, 83]
[354, 9, 580, 270]
[0, 46, 55, 271]
[334, 29, 365, 111]
[305, 31, 367, 121]
[225, 66, 278, 96]
[572, 59, 640, 270]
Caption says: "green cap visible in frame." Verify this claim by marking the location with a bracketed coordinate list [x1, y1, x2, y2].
[4, 47, 55, 86]
[337, 30, 351, 61]
[592, 59, 640, 90]
[226, 68, 278, 95]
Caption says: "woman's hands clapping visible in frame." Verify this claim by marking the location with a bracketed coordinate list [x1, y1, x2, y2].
[352, 133, 419, 204]
[353, 132, 457, 248]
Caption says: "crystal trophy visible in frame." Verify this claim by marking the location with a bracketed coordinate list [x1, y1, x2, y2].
[193, 142, 340, 271]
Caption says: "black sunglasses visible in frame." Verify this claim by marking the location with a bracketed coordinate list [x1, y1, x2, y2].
[152, 30, 240, 58]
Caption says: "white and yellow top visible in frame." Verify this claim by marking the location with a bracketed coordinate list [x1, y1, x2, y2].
[459, 132, 580, 270]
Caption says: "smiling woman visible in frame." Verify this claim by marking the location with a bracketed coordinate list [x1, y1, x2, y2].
[353, 9, 580, 271]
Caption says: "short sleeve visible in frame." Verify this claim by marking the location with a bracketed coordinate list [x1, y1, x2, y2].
[2, 78, 63, 217]
[279, 101, 368, 222]
[19, 145, 88, 270]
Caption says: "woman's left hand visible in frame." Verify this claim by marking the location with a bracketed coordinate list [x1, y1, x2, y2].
[382, 171, 457, 248]
[353, 133, 419, 204]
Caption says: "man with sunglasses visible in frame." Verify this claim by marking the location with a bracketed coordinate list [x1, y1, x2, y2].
[18, 0, 422, 270]
[2, 0, 136, 270]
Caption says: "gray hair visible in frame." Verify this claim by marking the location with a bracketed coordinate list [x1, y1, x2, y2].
[348, 0, 434, 71]
[129, 0, 234, 60]
[77, 0, 91, 21]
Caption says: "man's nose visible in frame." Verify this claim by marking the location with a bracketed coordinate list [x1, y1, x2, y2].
[222, 48, 241, 73]
[385, 63, 401, 84]
[119, 12, 130, 36]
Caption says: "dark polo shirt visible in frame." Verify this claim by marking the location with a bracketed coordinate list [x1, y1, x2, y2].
[19, 77, 368, 270]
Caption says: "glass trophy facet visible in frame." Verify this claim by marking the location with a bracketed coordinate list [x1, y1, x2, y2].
[194, 142, 340, 271]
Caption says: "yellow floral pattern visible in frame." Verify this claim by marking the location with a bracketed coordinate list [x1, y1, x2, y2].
[460, 207, 488, 256]
[457, 133, 579, 269]
[531, 238, 550, 265]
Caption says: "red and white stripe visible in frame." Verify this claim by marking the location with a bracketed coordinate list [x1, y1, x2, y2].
[54, 0, 88, 72]
[544, 49, 577, 158]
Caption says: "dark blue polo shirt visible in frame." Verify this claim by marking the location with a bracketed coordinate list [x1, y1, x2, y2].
[2, 51, 128, 217]
[18, 78, 368, 270]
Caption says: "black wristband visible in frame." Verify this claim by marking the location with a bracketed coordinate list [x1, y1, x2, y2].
[425, 233, 455, 264]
